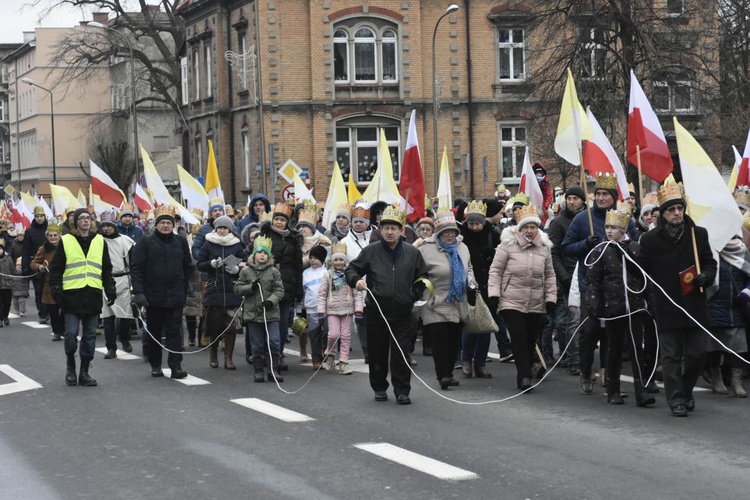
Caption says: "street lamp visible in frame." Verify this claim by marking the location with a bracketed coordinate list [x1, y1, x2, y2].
[21, 78, 56, 184]
[87, 21, 140, 186]
[432, 3, 460, 198]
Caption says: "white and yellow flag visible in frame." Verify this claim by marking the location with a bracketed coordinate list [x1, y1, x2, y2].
[177, 164, 209, 211]
[323, 161, 348, 229]
[554, 68, 593, 165]
[140, 146, 199, 225]
[49, 184, 82, 216]
[436, 146, 453, 211]
[362, 129, 403, 206]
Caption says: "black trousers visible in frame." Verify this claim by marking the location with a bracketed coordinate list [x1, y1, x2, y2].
[578, 295, 608, 378]
[103, 316, 133, 350]
[502, 310, 545, 381]
[145, 306, 184, 369]
[0, 289, 11, 320]
[604, 314, 647, 392]
[47, 303, 65, 336]
[660, 327, 708, 408]
[32, 276, 48, 319]
[367, 313, 412, 397]
[425, 322, 462, 380]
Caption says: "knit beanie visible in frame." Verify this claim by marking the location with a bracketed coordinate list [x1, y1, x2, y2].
[565, 185, 586, 201]
[308, 245, 328, 264]
[213, 215, 234, 231]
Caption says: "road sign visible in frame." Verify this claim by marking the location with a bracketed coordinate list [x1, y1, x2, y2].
[3, 185, 15, 196]
[278, 159, 302, 184]
[281, 184, 295, 200]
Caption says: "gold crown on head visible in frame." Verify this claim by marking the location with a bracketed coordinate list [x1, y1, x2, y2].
[595, 172, 618, 191]
[515, 205, 539, 222]
[331, 242, 347, 256]
[509, 193, 531, 207]
[605, 209, 630, 230]
[259, 211, 273, 223]
[380, 204, 406, 227]
[302, 199, 319, 215]
[33, 206, 45, 216]
[272, 202, 293, 218]
[191, 207, 205, 218]
[467, 200, 487, 216]
[616, 200, 633, 215]
[350, 205, 370, 220]
[209, 197, 225, 210]
[657, 182, 685, 207]
[154, 204, 176, 219]
[47, 221, 62, 233]
[296, 209, 318, 227]
[253, 235, 273, 255]
[734, 187, 750, 209]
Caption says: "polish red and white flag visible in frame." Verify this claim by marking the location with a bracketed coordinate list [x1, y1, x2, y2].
[134, 183, 153, 212]
[583, 107, 630, 200]
[90, 160, 126, 208]
[735, 128, 750, 188]
[400, 110, 426, 223]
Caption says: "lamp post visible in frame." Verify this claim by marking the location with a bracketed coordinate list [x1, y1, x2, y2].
[432, 4, 460, 197]
[21, 78, 56, 184]
[88, 21, 140, 186]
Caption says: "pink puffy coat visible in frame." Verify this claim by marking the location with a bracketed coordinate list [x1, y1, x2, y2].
[317, 269, 364, 316]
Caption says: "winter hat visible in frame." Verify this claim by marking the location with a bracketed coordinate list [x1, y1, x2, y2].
[433, 211, 459, 239]
[532, 162, 546, 176]
[351, 204, 370, 225]
[515, 205, 541, 229]
[99, 211, 118, 227]
[309, 245, 328, 264]
[484, 199, 503, 218]
[272, 202, 293, 221]
[209, 198, 225, 214]
[73, 208, 90, 226]
[416, 217, 434, 229]
[465, 200, 487, 225]
[335, 203, 352, 222]
[213, 215, 234, 231]
[565, 185, 586, 201]
[330, 242, 348, 262]
[252, 235, 273, 257]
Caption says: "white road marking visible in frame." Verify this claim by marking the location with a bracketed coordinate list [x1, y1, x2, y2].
[0, 365, 43, 396]
[619, 374, 709, 393]
[22, 322, 49, 329]
[7, 313, 20, 319]
[160, 368, 210, 386]
[231, 398, 315, 422]
[354, 443, 478, 481]
[285, 348, 369, 373]
[94, 348, 141, 361]
[487, 352, 500, 360]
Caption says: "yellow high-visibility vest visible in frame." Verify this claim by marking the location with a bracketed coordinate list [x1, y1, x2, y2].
[61, 234, 104, 290]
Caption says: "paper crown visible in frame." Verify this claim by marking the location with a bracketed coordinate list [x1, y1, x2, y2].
[253, 235, 273, 256]
[33, 206, 45, 216]
[605, 209, 630, 230]
[191, 207, 205, 218]
[296, 209, 318, 228]
[351, 205, 370, 221]
[259, 211, 273, 223]
[302, 199, 319, 215]
[627, 182, 636, 194]
[380, 205, 406, 227]
[272, 202, 293, 218]
[744, 213, 750, 233]
[154, 205, 176, 220]
[47, 221, 62, 233]
[335, 202, 351, 217]
[616, 200, 633, 215]
[119, 203, 135, 218]
[509, 193, 530, 207]
[99, 211, 118, 225]
[734, 188, 750, 210]
[595, 172, 618, 191]
[331, 242, 347, 258]
[0, 238, 5, 248]
[224, 204, 235, 216]
[657, 182, 685, 207]
[466, 200, 487, 216]
[209, 198, 225, 211]
[515, 205, 540, 226]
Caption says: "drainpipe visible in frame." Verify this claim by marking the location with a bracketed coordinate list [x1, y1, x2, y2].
[224, 2, 237, 205]
[464, 0, 476, 198]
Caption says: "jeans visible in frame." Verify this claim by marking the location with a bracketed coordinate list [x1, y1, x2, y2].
[32, 276, 48, 319]
[564, 306, 581, 366]
[461, 333, 491, 368]
[64, 313, 98, 358]
[247, 320, 281, 356]
[145, 306, 183, 369]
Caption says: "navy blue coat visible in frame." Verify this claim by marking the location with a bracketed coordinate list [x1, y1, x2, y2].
[709, 258, 749, 329]
[117, 221, 144, 244]
[131, 232, 193, 308]
[195, 236, 245, 308]
[236, 194, 271, 233]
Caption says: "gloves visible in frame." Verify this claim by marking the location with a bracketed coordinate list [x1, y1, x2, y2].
[132, 293, 148, 308]
[739, 287, 750, 305]
[210, 257, 224, 268]
[226, 265, 240, 275]
[585, 235, 600, 249]
[467, 288, 477, 307]
[568, 306, 580, 317]
[354, 311, 363, 319]
[107, 296, 116, 307]
[411, 281, 427, 304]
[546, 301, 556, 315]
[261, 300, 273, 309]
[693, 273, 709, 288]
[488, 296, 499, 313]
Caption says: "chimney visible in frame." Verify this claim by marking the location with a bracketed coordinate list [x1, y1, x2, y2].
[93, 12, 109, 25]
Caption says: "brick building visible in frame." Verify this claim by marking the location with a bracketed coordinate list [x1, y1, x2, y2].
[177, 0, 721, 207]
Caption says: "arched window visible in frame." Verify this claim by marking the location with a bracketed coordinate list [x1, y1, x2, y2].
[354, 27, 376, 82]
[336, 118, 401, 185]
[382, 29, 397, 82]
[333, 29, 349, 82]
[333, 21, 399, 85]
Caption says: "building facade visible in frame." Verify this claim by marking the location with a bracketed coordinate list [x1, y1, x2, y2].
[0, 43, 23, 191]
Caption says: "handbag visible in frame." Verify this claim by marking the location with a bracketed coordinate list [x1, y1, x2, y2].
[463, 294, 499, 334]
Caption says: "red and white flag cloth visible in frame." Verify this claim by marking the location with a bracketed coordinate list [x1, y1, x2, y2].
[583, 107, 630, 200]
[735, 128, 750, 188]
[90, 160, 126, 208]
[9, 198, 31, 229]
[627, 70, 673, 182]
[519, 147, 544, 210]
[134, 183, 153, 212]
[399, 110, 426, 223]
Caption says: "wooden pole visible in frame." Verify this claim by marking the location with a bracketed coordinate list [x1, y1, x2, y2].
[579, 146, 594, 236]
[686, 195, 703, 292]
[636, 145, 645, 207]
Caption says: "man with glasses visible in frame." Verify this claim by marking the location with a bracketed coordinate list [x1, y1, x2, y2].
[50, 208, 116, 387]
[23, 207, 50, 323]
[638, 183, 716, 417]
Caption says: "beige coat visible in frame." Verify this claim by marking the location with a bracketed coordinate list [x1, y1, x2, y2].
[417, 236, 475, 325]
[487, 226, 556, 314]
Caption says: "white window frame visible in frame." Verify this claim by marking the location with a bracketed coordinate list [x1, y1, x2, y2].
[333, 29, 350, 83]
[193, 49, 200, 101]
[334, 23, 399, 85]
[498, 28, 526, 81]
[205, 43, 212, 98]
[180, 57, 189, 105]
[335, 122, 401, 185]
[666, 0, 684, 16]
[381, 28, 398, 83]
[242, 127, 250, 189]
[353, 26, 377, 83]
[498, 124, 527, 180]
[0, 99, 4, 122]
[653, 74, 693, 112]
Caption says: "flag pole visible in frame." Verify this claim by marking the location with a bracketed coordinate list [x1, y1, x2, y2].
[636, 145, 645, 207]
[579, 146, 594, 235]
[685, 194, 703, 293]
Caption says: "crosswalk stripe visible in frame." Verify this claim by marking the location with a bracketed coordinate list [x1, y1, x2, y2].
[0, 364, 43, 396]
[22, 321, 49, 329]
[94, 347, 141, 361]
[619, 374, 709, 393]
[160, 368, 210, 386]
[7, 313, 20, 319]
[284, 348, 369, 373]
[231, 397, 315, 422]
[354, 443, 478, 481]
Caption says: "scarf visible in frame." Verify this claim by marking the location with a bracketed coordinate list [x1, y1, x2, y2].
[663, 221, 685, 242]
[436, 237, 466, 303]
[206, 231, 240, 246]
[380, 237, 404, 262]
[719, 238, 750, 274]
[331, 269, 347, 291]
[270, 225, 290, 238]
[332, 224, 350, 240]
[303, 232, 322, 254]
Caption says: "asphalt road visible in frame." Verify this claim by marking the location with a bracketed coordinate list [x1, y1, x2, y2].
[1, 310, 749, 499]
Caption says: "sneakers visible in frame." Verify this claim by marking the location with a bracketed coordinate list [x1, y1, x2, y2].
[52, 333, 63, 342]
[499, 347, 514, 362]
[3, 318, 8, 326]
[322, 356, 335, 372]
[339, 362, 353, 375]
[568, 366, 581, 376]
[39, 317, 49, 325]
[579, 374, 594, 395]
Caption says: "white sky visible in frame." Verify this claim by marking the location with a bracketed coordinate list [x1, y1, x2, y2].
[0, 0, 98, 43]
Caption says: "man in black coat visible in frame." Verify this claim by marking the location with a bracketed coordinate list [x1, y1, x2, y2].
[638, 184, 717, 417]
[23, 207, 49, 323]
[131, 206, 193, 379]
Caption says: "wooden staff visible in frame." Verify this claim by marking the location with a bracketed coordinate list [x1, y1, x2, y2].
[579, 146, 594, 236]
[686, 195, 703, 293]
[636, 145, 645, 207]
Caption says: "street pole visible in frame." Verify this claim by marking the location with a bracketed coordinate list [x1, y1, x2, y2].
[21, 78, 56, 184]
[432, 4, 460, 197]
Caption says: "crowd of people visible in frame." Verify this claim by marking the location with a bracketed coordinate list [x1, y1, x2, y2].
[7, 169, 750, 416]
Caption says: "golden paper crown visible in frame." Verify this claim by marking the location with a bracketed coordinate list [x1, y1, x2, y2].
[743, 213, 750, 233]
[272, 202, 293, 218]
[33, 206, 45, 216]
[0, 238, 6, 248]
[616, 200, 633, 215]
[595, 172, 618, 191]
[47, 221, 62, 233]
[734, 188, 750, 209]
[466, 200, 487, 216]
[191, 207, 205, 218]
[302, 199, 319, 215]
[350, 205, 370, 221]
[209, 198, 225, 210]
[657, 182, 685, 207]
[627, 182, 636, 195]
[296, 209, 318, 227]
[253, 235, 273, 256]
[605, 209, 630, 230]
[380, 205, 406, 227]
[154, 205, 176, 219]
[509, 193, 531, 207]
[643, 191, 658, 206]
[259, 211, 273, 223]
[331, 242, 347, 257]
[118, 203, 135, 218]
[515, 205, 539, 223]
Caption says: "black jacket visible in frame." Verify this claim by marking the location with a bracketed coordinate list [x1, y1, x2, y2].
[459, 221, 500, 300]
[22, 218, 48, 274]
[49, 233, 116, 315]
[547, 206, 582, 296]
[131, 231, 193, 308]
[260, 222, 304, 303]
[585, 240, 646, 319]
[637, 216, 717, 331]
[346, 238, 428, 321]
[708, 258, 749, 329]
[195, 236, 245, 308]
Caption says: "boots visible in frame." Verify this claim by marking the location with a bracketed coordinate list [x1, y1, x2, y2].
[634, 380, 656, 407]
[118, 319, 133, 353]
[299, 331, 309, 362]
[731, 368, 747, 398]
[78, 357, 97, 387]
[268, 354, 284, 383]
[65, 354, 77, 386]
[224, 333, 236, 370]
[209, 338, 219, 368]
[104, 348, 117, 359]
[253, 356, 265, 383]
[710, 367, 729, 394]
[461, 361, 473, 378]
[606, 378, 623, 405]
[475, 365, 492, 378]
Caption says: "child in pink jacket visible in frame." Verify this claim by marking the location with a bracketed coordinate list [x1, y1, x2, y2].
[317, 242, 363, 375]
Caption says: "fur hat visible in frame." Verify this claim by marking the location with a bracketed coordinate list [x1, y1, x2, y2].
[308, 245, 328, 264]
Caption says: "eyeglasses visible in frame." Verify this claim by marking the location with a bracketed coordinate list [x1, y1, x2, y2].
[77, 216, 92, 221]
[665, 205, 685, 213]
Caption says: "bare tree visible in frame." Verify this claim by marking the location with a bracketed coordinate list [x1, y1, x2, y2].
[719, 0, 750, 162]
[87, 120, 136, 195]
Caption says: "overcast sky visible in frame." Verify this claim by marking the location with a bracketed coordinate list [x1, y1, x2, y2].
[0, 0, 98, 43]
